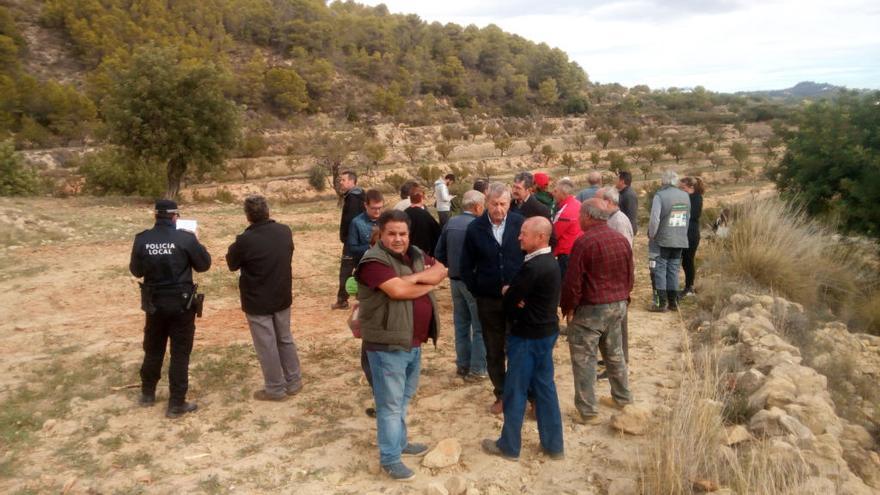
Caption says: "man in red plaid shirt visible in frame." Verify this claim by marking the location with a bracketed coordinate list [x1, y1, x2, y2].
[560, 198, 634, 425]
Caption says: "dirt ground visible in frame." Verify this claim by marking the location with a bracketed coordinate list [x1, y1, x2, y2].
[0, 187, 758, 494]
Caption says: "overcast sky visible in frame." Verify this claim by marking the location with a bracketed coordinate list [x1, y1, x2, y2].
[359, 0, 880, 93]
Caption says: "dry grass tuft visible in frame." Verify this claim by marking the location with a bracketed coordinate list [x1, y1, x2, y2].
[640, 319, 808, 494]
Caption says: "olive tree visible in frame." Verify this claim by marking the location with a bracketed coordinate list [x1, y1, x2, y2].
[103, 46, 239, 199]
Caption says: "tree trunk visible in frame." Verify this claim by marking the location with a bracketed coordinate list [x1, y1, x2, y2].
[165, 158, 187, 199]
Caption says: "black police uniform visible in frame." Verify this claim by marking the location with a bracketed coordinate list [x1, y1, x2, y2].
[129, 202, 211, 415]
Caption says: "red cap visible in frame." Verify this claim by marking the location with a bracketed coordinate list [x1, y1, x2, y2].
[534, 172, 549, 188]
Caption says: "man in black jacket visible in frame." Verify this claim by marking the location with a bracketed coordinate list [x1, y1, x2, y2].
[460, 183, 525, 414]
[226, 196, 303, 401]
[482, 216, 564, 460]
[511, 172, 551, 220]
[404, 183, 441, 256]
[333, 170, 365, 310]
[616, 170, 638, 236]
[130, 199, 211, 419]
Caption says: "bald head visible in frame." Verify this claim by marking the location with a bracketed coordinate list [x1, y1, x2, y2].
[587, 171, 602, 186]
[519, 216, 553, 254]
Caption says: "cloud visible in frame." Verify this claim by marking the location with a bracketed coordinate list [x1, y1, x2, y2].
[360, 0, 880, 92]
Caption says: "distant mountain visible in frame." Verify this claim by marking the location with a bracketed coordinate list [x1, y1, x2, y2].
[737, 81, 869, 101]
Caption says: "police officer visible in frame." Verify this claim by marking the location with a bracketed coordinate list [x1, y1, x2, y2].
[130, 200, 211, 419]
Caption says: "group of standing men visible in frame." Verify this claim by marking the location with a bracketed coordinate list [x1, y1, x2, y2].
[129, 165, 694, 483]
[324, 169, 645, 480]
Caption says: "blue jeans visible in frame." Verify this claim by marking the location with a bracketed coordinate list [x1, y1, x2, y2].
[367, 347, 422, 466]
[496, 333, 564, 457]
[450, 279, 487, 375]
[653, 247, 683, 292]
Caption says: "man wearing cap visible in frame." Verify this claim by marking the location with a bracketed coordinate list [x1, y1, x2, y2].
[130, 200, 211, 419]
[533, 172, 555, 212]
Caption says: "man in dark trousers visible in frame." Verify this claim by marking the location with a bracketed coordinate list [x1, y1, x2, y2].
[616, 170, 638, 236]
[226, 195, 303, 402]
[460, 182, 525, 415]
[511, 171, 551, 220]
[333, 170, 365, 310]
[130, 199, 211, 419]
[481, 216, 564, 461]
[404, 183, 441, 257]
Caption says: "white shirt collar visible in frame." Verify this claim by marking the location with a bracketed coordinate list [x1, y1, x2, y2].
[524, 246, 552, 263]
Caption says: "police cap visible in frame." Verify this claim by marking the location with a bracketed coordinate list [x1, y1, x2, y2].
[154, 199, 179, 214]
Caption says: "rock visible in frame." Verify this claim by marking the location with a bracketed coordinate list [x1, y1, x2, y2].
[610, 404, 653, 435]
[692, 479, 719, 492]
[749, 407, 789, 437]
[748, 376, 797, 412]
[607, 478, 639, 495]
[840, 424, 875, 450]
[465, 488, 480, 495]
[735, 368, 766, 395]
[729, 294, 752, 308]
[778, 414, 815, 442]
[723, 425, 753, 446]
[445, 476, 468, 495]
[423, 438, 462, 468]
[425, 483, 449, 495]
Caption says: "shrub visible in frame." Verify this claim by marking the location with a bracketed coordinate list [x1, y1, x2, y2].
[0, 140, 41, 196]
[307, 164, 327, 191]
[79, 148, 164, 197]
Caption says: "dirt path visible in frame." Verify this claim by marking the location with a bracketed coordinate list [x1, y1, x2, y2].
[0, 197, 685, 494]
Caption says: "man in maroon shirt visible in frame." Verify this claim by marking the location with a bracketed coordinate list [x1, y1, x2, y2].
[356, 210, 447, 481]
[560, 198, 634, 425]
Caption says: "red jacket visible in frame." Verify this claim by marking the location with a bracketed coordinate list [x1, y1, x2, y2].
[552, 195, 583, 256]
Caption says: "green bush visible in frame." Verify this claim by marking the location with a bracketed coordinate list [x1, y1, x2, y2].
[0, 140, 41, 196]
[79, 148, 164, 197]
[308, 164, 327, 191]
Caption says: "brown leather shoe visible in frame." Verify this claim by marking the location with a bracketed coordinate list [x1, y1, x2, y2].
[330, 300, 349, 310]
[599, 396, 629, 410]
[489, 399, 503, 415]
[253, 390, 289, 402]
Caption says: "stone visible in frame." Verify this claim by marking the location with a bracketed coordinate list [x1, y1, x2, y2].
[692, 479, 719, 492]
[749, 407, 789, 437]
[445, 476, 468, 495]
[465, 488, 481, 495]
[840, 424, 875, 450]
[425, 483, 449, 495]
[734, 368, 765, 395]
[779, 414, 814, 442]
[610, 404, 653, 435]
[423, 438, 462, 468]
[723, 425, 753, 446]
[607, 478, 639, 495]
[747, 376, 797, 412]
[729, 294, 752, 308]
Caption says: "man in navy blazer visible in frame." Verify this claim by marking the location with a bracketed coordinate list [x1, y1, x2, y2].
[460, 182, 525, 414]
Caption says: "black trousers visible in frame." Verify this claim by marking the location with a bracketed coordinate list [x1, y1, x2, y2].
[141, 309, 196, 406]
[438, 210, 450, 228]
[476, 296, 506, 399]
[682, 234, 701, 289]
[337, 254, 360, 303]
[361, 341, 373, 389]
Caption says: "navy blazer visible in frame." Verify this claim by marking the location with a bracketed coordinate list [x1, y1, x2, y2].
[460, 211, 525, 298]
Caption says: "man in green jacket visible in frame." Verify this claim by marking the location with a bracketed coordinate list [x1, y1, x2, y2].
[356, 210, 448, 481]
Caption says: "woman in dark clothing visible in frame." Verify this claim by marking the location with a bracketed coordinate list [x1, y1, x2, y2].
[680, 177, 704, 296]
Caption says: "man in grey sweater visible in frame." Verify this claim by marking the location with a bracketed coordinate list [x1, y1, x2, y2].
[647, 170, 691, 311]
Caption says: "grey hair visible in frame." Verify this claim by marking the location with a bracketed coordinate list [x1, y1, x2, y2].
[244, 195, 270, 223]
[601, 186, 620, 205]
[554, 178, 575, 195]
[661, 169, 679, 186]
[513, 171, 534, 189]
[461, 190, 485, 211]
[486, 182, 510, 201]
[587, 171, 602, 185]
[580, 199, 610, 220]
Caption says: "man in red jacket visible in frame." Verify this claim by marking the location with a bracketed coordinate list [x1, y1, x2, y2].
[551, 178, 583, 279]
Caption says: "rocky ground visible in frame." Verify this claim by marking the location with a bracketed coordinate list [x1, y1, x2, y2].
[1, 196, 687, 495]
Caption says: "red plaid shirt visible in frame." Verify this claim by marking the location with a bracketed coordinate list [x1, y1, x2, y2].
[560, 221, 633, 312]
